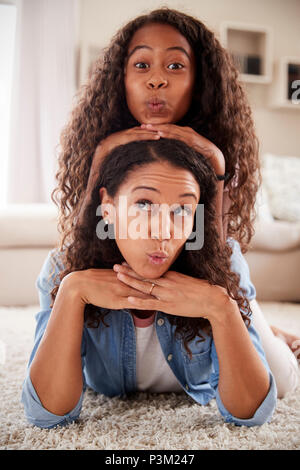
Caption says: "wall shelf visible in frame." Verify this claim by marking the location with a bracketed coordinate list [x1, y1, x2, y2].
[220, 21, 273, 84]
[269, 56, 300, 110]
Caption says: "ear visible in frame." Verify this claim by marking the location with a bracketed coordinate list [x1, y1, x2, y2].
[99, 187, 115, 224]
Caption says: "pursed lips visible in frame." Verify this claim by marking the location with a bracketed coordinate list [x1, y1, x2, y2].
[147, 96, 166, 105]
[147, 251, 168, 258]
[146, 97, 167, 112]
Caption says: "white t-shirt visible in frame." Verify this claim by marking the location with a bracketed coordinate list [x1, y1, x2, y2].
[131, 312, 183, 393]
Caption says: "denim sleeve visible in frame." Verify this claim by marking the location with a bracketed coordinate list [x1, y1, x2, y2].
[21, 249, 86, 429]
[210, 321, 277, 427]
[228, 237, 256, 301]
[21, 369, 85, 429]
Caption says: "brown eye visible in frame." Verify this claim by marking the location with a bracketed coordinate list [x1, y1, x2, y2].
[168, 63, 184, 70]
[134, 62, 149, 69]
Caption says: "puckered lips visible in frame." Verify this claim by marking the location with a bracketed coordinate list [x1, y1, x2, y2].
[146, 96, 167, 113]
[147, 250, 169, 265]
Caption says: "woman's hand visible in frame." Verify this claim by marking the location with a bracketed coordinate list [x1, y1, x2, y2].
[113, 263, 234, 322]
[141, 123, 225, 174]
[64, 268, 154, 311]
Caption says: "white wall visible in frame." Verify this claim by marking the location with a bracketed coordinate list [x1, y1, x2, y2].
[77, 0, 300, 158]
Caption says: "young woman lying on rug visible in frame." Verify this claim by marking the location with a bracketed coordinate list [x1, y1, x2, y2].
[21, 139, 277, 429]
[50, 8, 299, 398]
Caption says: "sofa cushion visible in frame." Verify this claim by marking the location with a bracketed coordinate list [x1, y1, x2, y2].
[0, 247, 52, 305]
[0, 204, 58, 248]
[245, 249, 300, 301]
[262, 153, 300, 222]
[251, 218, 300, 251]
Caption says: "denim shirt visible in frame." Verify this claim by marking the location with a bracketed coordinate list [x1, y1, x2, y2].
[21, 239, 277, 429]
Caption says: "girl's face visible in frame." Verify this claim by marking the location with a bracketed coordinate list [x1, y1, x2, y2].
[100, 161, 200, 279]
[124, 23, 196, 125]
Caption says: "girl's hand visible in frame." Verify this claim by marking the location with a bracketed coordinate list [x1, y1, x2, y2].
[113, 263, 233, 322]
[87, 126, 161, 191]
[141, 123, 225, 174]
[78, 125, 161, 223]
[64, 268, 154, 311]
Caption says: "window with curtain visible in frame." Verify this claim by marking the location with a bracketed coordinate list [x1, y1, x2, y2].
[5, 0, 77, 204]
[0, 1, 17, 206]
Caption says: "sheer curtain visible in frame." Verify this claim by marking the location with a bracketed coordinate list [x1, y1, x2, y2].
[7, 0, 79, 203]
[0, 1, 16, 206]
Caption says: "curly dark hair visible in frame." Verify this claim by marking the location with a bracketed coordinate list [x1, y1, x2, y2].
[51, 6, 260, 256]
[49, 138, 251, 358]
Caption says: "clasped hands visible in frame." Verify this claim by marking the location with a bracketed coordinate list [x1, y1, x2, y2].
[113, 262, 231, 321]
[140, 123, 225, 174]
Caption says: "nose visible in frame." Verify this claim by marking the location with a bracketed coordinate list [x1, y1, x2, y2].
[147, 80, 168, 89]
[150, 206, 171, 241]
[147, 72, 168, 89]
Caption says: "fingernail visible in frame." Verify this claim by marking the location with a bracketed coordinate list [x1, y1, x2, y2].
[113, 264, 120, 271]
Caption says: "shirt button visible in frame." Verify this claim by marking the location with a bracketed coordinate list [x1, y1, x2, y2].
[167, 354, 173, 361]
[157, 318, 164, 326]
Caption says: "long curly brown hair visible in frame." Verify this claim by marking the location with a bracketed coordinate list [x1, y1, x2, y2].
[49, 138, 251, 358]
[51, 6, 260, 256]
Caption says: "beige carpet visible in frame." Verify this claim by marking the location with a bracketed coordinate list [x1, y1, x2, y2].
[0, 302, 300, 450]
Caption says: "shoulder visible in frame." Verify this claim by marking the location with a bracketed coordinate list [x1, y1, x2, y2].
[227, 237, 256, 301]
[34, 248, 67, 315]
[227, 237, 248, 271]
[36, 248, 66, 294]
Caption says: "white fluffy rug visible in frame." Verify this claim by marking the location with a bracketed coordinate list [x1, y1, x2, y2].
[0, 302, 300, 450]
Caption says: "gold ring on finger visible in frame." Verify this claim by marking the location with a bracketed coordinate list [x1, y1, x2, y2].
[149, 283, 155, 296]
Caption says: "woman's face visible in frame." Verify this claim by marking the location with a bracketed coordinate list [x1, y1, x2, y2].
[124, 23, 196, 125]
[100, 161, 200, 279]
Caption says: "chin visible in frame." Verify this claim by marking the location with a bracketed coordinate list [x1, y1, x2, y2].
[142, 116, 172, 125]
[141, 264, 170, 280]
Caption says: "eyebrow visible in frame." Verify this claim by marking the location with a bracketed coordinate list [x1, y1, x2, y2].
[132, 185, 198, 201]
[126, 45, 192, 62]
